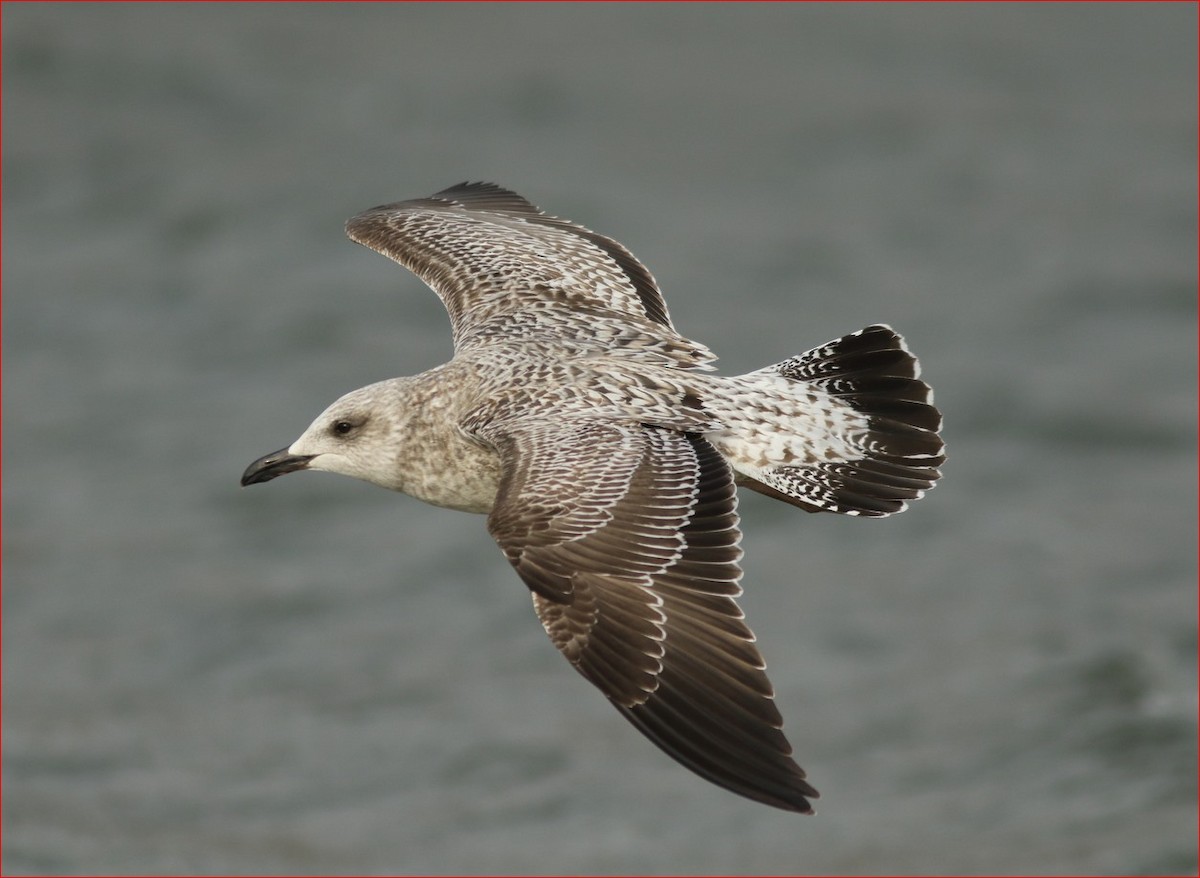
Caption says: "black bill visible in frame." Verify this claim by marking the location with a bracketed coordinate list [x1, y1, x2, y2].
[241, 447, 314, 486]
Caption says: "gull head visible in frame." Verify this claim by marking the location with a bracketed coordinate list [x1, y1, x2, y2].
[241, 381, 402, 491]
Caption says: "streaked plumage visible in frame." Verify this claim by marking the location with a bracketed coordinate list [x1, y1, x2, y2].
[242, 182, 945, 813]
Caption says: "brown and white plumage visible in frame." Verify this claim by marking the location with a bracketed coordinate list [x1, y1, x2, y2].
[496, 425, 816, 810]
[346, 183, 713, 368]
[242, 182, 945, 814]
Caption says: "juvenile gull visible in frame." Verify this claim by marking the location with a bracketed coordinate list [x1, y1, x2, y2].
[241, 182, 945, 814]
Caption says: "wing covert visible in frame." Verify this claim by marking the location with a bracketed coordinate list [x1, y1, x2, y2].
[345, 182, 685, 350]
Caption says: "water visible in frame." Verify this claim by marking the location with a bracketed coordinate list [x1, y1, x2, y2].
[3, 4, 1196, 874]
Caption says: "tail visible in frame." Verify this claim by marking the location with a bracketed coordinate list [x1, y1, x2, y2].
[709, 324, 945, 518]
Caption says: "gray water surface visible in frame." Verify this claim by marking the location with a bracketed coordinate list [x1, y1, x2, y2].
[3, 4, 1196, 875]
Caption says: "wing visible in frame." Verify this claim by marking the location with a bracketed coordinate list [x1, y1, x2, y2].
[346, 183, 712, 364]
[486, 421, 818, 813]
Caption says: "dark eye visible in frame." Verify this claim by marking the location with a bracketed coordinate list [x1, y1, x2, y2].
[333, 420, 355, 436]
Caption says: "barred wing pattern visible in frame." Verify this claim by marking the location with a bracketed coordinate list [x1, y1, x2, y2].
[345, 182, 713, 369]
[486, 421, 818, 813]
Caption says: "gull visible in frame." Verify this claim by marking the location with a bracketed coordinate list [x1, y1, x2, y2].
[241, 182, 945, 813]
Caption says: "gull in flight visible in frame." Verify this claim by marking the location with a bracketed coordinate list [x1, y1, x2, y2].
[242, 182, 945, 813]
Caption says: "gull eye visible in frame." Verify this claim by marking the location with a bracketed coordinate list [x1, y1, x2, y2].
[333, 420, 355, 436]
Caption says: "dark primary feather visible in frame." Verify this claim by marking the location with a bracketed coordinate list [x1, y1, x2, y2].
[486, 422, 818, 813]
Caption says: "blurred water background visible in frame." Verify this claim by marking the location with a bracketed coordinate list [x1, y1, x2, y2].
[2, 4, 1196, 875]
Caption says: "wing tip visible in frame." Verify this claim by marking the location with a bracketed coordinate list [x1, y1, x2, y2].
[348, 179, 544, 230]
[345, 181, 543, 249]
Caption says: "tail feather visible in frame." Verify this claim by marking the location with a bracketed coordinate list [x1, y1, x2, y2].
[716, 325, 944, 518]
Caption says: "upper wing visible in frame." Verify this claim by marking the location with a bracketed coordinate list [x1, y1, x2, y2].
[486, 420, 818, 813]
[346, 183, 708, 357]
